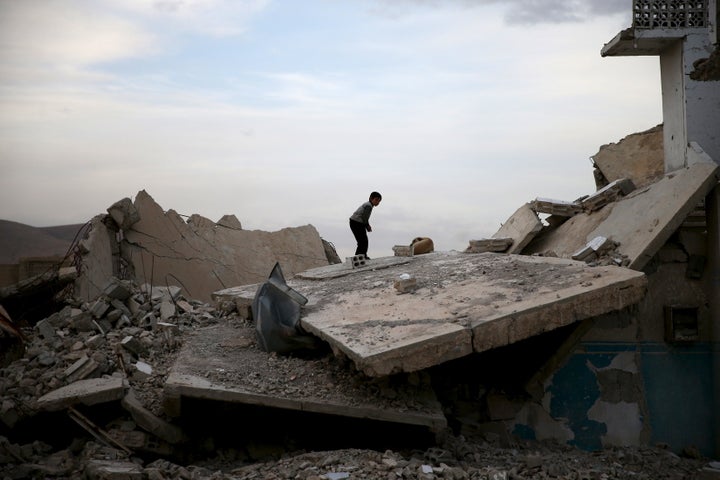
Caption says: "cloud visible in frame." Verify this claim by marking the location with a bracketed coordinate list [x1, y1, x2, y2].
[368, 0, 628, 24]
[105, 0, 271, 36]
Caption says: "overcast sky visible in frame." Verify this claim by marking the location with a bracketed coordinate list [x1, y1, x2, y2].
[0, 0, 662, 258]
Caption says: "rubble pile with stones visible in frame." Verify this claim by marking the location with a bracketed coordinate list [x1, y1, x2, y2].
[0, 277, 718, 479]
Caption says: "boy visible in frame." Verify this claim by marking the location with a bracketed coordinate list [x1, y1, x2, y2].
[349, 191, 382, 258]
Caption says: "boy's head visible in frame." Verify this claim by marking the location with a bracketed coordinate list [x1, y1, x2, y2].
[370, 191, 382, 206]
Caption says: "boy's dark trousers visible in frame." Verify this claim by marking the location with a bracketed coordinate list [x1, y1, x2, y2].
[349, 219, 368, 256]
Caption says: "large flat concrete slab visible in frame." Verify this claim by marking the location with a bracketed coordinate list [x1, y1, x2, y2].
[298, 253, 646, 376]
[164, 322, 447, 431]
[523, 162, 720, 270]
[216, 252, 646, 378]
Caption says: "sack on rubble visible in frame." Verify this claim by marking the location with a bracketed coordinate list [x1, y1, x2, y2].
[410, 237, 434, 255]
[252, 262, 321, 354]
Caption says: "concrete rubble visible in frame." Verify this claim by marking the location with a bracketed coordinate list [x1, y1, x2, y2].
[0, 134, 719, 477]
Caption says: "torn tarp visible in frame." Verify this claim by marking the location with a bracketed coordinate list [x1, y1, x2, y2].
[252, 263, 320, 354]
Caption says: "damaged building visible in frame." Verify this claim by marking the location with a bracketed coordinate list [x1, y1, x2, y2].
[0, 0, 719, 478]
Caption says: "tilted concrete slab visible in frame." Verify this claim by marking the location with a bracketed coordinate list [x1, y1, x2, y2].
[523, 162, 720, 270]
[297, 252, 646, 376]
[36, 376, 126, 412]
[217, 252, 646, 378]
[492, 203, 543, 254]
[164, 322, 447, 432]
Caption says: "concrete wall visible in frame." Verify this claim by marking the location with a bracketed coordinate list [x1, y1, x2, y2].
[662, 34, 720, 173]
[512, 231, 717, 455]
[660, 41, 687, 172]
[684, 34, 720, 166]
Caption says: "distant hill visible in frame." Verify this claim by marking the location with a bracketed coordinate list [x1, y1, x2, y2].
[0, 220, 88, 264]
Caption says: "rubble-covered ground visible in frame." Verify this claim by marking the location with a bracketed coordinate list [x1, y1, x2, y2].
[0, 278, 717, 479]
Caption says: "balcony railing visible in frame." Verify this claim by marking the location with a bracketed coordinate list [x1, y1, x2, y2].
[633, 0, 709, 28]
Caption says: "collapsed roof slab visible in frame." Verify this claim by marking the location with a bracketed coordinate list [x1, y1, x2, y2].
[293, 252, 646, 377]
[523, 162, 720, 270]
[164, 322, 447, 432]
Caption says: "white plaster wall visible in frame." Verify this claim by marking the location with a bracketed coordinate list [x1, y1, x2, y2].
[588, 400, 643, 447]
[660, 41, 687, 172]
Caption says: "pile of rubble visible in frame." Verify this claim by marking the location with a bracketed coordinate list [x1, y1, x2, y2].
[1, 275, 719, 479]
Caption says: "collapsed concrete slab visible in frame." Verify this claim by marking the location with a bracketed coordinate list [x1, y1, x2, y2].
[164, 322, 447, 432]
[214, 252, 646, 378]
[491, 203, 543, 254]
[523, 162, 720, 270]
[298, 253, 646, 376]
[36, 376, 126, 412]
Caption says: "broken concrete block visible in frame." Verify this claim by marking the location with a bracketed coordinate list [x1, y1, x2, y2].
[571, 245, 596, 262]
[64, 355, 100, 383]
[134, 361, 152, 379]
[141, 284, 182, 303]
[581, 178, 633, 212]
[85, 459, 143, 480]
[159, 300, 175, 321]
[103, 278, 133, 300]
[233, 296, 253, 320]
[120, 336, 147, 357]
[217, 214, 242, 230]
[90, 299, 111, 319]
[121, 389, 186, 444]
[394, 274, 417, 293]
[530, 198, 583, 217]
[71, 311, 96, 332]
[176, 299, 195, 314]
[493, 203, 544, 254]
[392, 245, 414, 257]
[587, 235, 613, 253]
[35, 319, 56, 340]
[347, 255, 367, 268]
[107, 197, 141, 230]
[466, 238, 513, 253]
[37, 376, 126, 412]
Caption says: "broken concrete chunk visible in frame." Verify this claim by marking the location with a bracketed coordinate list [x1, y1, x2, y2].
[36, 376, 126, 412]
[89, 299, 111, 319]
[35, 319, 56, 340]
[71, 311, 96, 332]
[85, 459, 143, 480]
[106, 197, 141, 230]
[394, 273, 417, 293]
[121, 389, 186, 444]
[159, 300, 176, 321]
[64, 355, 100, 383]
[466, 238, 513, 253]
[530, 198, 583, 217]
[581, 178, 634, 212]
[493, 203, 544, 254]
[103, 278, 133, 300]
[393, 245, 414, 257]
[141, 284, 181, 303]
[217, 214, 242, 230]
[120, 336, 147, 357]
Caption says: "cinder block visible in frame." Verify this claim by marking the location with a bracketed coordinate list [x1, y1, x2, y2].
[346, 255, 367, 268]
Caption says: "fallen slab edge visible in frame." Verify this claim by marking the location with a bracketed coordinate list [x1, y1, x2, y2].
[164, 372, 447, 431]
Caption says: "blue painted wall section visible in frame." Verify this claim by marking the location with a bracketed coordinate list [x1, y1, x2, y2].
[640, 342, 714, 456]
[530, 342, 716, 455]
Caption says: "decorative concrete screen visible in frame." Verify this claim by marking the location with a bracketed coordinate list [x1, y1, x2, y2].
[633, 0, 709, 28]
